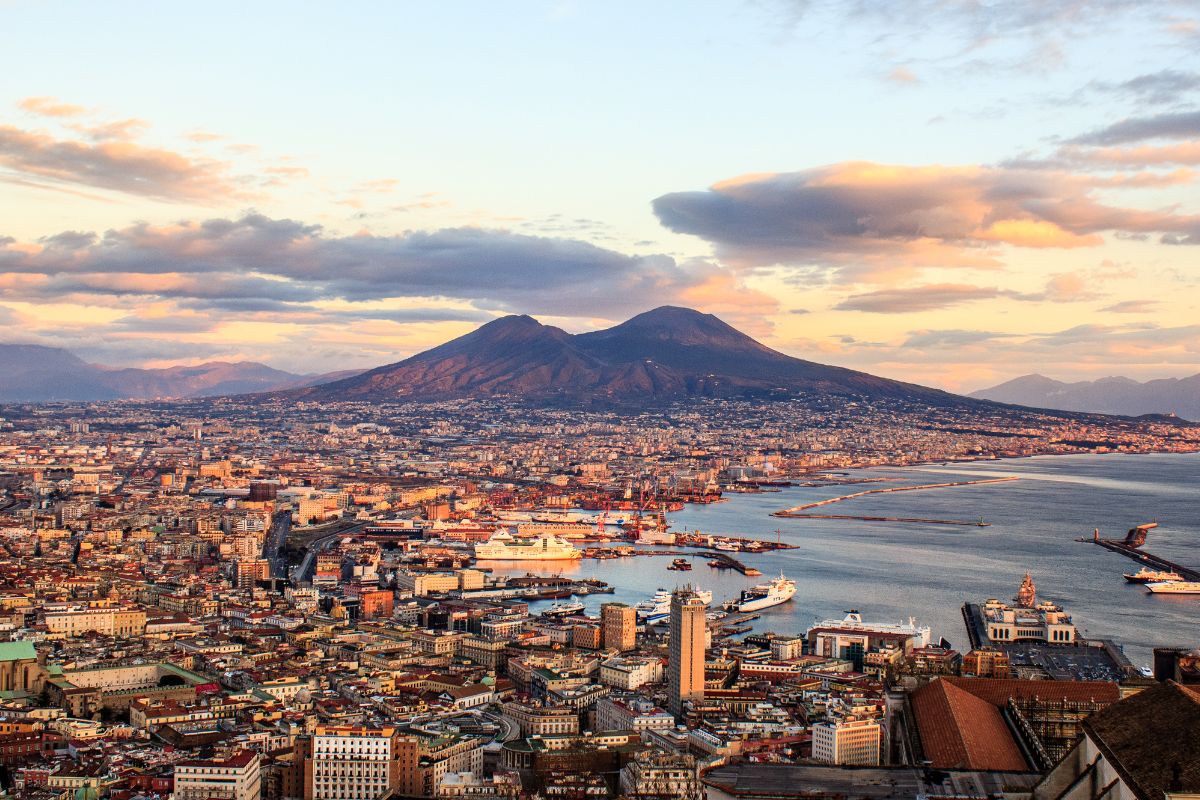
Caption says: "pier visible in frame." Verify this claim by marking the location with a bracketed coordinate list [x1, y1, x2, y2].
[701, 551, 761, 576]
[773, 477, 1018, 517]
[777, 513, 988, 526]
[1091, 537, 1200, 581]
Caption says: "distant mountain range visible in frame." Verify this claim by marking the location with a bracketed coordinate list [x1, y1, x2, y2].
[0, 344, 358, 402]
[971, 374, 1200, 420]
[283, 306, 968, 406]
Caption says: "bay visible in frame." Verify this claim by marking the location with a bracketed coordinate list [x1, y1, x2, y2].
[482, 452, 1200, 667]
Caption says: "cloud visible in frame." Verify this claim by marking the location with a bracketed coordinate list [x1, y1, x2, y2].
[1068, 109, 1200, 146]
[887, 67, 920, 85]
[902, 329, 1009, 348]
[18, 96, 86, 117]
[1101, 299, 1161, 313]
[1089, 70, 1200, 105]
[834, 283, 1024, 313]
[652, 162, 1200, 281]
[0, 125, 245, 202]
[0, 213, 776, 320]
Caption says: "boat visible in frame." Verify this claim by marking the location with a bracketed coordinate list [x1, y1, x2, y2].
[1145, 581, 1200, 595]
[542, 600, 586, 616]
[474, 531, 582, 560]
[1124, 567, 1184, 584]
[668, 558, 692, 571]
[707, 560, 727, 568]
[636, 588, 713, 622]
[724, 574, 796, 612]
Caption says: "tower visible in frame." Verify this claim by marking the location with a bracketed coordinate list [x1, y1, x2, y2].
[667, 587, 706, 718]
[601, 602, 637, 652]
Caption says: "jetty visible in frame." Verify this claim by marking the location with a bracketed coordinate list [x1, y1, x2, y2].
[1086, 524, 1200, 581]
[778, 513, 988, 526]
[773, 476, 1018, 517]
[701, 551, 761, 576]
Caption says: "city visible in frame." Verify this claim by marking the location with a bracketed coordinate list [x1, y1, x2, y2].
[3, 1, 1200, 798]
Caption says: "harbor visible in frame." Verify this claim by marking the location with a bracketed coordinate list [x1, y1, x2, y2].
[772, 476, 1020, 517]
[1083, 523, 1200, 582]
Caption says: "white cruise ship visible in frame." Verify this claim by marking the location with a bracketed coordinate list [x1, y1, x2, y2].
[724, 574, 796, 613]
[474, 531, 582, 560]
[1145, 581, 1200, 595]
[636, 588, 713, 623]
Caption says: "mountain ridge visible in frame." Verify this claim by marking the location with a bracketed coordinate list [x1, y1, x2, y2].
[0, 344, 361, 402]
[971, 373, 1200, 420]
[285, 306, 969, 406]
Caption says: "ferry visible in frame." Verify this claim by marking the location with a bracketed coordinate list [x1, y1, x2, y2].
[1145, 581, 1200, 595]
[724, 574, 796, 613]
[542, 600, 586, 616]
[474, 531, 582, 560]
[1124, 567, 1184, 584]
[636, 588, 713, 623]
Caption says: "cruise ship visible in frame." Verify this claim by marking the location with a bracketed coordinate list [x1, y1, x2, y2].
[1124, 567, 1184, 583]
[724, 574, 796, 612]
[636, 588, 713, 623]
[1145, 581, 1200, 595]
[473, 531, 582, 560]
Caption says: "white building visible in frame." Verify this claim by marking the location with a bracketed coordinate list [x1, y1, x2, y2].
[811, 718, 881, 766]
[599, 656, 663, 690]
[595, 697, 674, 733]
[174, 751, 261, 800]
[310, 726, 397, 800]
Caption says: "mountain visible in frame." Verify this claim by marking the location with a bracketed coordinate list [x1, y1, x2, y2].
[287, 306, 967, 406]
[0, 344, 362, 402]
[971, 373, 1200, 420]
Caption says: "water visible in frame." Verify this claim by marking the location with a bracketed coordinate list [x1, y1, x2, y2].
[483, 452, 1200, 666]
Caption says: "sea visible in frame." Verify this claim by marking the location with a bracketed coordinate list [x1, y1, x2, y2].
[480, 452, 1200, 667]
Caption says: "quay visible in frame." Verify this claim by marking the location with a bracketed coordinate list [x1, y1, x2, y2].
[777, 512, 988, 526]
[1091, 537, 1200, 581]
[700, 551, 761, 576]
[773, 476, 1018, 516]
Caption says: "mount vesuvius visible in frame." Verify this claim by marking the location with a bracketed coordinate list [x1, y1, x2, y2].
[282, 306, 968, 406]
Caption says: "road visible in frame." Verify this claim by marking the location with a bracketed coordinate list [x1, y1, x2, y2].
[263, 510, 292, 579]
[294, 519, 367, 582]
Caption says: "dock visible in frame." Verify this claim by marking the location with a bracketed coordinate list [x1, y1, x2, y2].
[773, 477, 1018, 517]
[777, 513, 988, 526]
[701, 551, 761, 576]
[1092, 538, 1200, 581]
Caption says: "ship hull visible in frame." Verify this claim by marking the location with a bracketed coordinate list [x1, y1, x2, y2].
[1146, 581, 1200, 594]
[734, 589, 796, 613]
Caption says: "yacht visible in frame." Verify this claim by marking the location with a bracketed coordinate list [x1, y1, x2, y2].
[1145, 581, 1200, 595]
[542, 600, 586, 616]
[724, 574, 796, 612]
[1124, 567, 1184, 584]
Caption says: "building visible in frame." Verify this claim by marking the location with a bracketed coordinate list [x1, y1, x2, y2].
[595, 697, 674, 733]
[963, 647, 1013, 678]
[1032, 681, 1200, 800]
[42, 603, 147, 638]
[811, 718, 882, 766]
[982, 574, 1077, 644]
[807, 612, 931, 670]
[235, 559, 270, 589]
[908, 677, 1120, 772]
[395, 734, 484, 798]
[599, 656, 663, 690]
[501, 701, 580, 737]
[174, 751, 262, 800]
[667, 588, 706, 718]
[571, 624, 601, 650]
[619, 751, 704, 800]
[309, 726, 399, 800]
[601, 603, 636, 652]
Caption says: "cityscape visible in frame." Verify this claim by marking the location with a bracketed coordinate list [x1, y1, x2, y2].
[2, 3, 1199, 800]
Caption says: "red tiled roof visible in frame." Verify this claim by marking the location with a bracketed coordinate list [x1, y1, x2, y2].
[910, 679, 1028, 771]
[943, 676, 1120, 706]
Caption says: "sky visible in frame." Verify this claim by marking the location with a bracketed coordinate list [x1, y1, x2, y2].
[1, 0, 1199, 391]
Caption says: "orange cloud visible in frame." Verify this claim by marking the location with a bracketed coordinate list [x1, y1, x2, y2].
[18, 96, 87, 117]
[0, 125, 248, 203]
